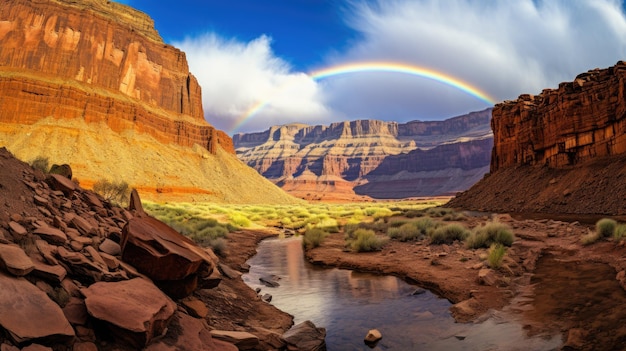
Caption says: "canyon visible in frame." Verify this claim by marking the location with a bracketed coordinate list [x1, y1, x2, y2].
[449, 61, 626, 215]
[234, 109, 493, 200]
[0, 0, 296, 204]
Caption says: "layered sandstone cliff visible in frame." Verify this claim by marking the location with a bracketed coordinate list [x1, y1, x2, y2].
[0, 0, 296, 203]
[449, 61, 626, 214]
[234, 109, 493, 200]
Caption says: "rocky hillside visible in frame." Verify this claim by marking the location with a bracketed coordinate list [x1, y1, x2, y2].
[0, 147, 321, 350]
[449, 61, 626, 215]
[234, 109, 493, 200]
[0, 0, 297, 204]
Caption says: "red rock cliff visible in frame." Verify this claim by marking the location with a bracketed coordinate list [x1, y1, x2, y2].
[0, 0, 234, 154]
[491, 61, 626, 172]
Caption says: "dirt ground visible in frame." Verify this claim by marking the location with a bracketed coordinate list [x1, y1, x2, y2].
[302, 213, 626, 350]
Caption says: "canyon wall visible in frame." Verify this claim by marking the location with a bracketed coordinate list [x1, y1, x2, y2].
[0, 0, 232, 153]
[234, 109, 493, 200]
[449, 62, 626, 215]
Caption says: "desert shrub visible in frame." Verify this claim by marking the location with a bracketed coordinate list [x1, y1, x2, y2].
[229, 213, 251, 227]
[596, 218, 617, 238]
[430, 224, 470, 245]
[358, 219, 389, 233]
[414, 217, 437, 235]
[388, 219, 408, 228]
[466, 222, 515, 249]
[581, 231, 600, 246]
[404, 210, 424, 218]
[372, 208, 393, 220]
[442, 211, 467, 222]
[426, 207, 454, 218]
[614, 224, 626, 241]
[387, 223, 424, 242]
[347, 229, 388, 252]
[314, 218, 339, 233]
[303, 228, 329, 249]
[93, 179, 131, 206]
[208, 237, 227, 255]
[487, 243, 506, 269]
[29, 156, 49, 173]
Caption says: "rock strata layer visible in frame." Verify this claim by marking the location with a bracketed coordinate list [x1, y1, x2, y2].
[450, 61, 626, 214]
[234, 109, 493, 199]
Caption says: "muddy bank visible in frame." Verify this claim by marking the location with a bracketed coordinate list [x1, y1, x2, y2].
[198, 230, 294, 349]
[303, 213, 626, 349]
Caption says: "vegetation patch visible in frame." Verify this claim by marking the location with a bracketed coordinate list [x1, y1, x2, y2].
[302, 228, 329, 249]
[596, 218, 617, 238]
[487, 243, 506, 269]
[347, 228, 388, 252]
[466, 221, 515, 249]
[93, 179, 131, 206]
[429, 223, 470, 245]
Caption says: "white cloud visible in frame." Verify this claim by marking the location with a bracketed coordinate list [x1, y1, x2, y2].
[177, 0, 626, 134]
[174, 34, 331, 133]
[324, 0, 626, 120]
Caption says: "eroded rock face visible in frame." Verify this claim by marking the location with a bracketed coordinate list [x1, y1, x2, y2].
[234, 109, 492, 199]
[82, 278, 176, 348]
[0, 0, 233, 154]
[0, 272, 74, 345]
[491, 61, 626, 171]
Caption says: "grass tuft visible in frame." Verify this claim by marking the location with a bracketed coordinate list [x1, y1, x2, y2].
[596, 218, 617, 238]
[303, 228, 329, 249]
[347, 228, 388, 252]
[429, 224, 470, 245]
[487, 243, 506, 269]
[466, 221, 515, 249]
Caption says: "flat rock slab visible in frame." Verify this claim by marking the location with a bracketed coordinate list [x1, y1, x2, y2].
[99, 238, 121, 256]
[0, 244, 34, 276]
[281, 320, 326, 351]
[82, 278, 176, 348]
[30, 260, 67, 283]
[146, 313, 237, 351]
[210, 330, 259, 350]
[0, 272, 74, 344]
[33, 227, 68, 245]
[47, 174, 75, 197]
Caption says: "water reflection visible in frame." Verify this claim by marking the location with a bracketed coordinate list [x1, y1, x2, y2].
[243, 236, 562, 350]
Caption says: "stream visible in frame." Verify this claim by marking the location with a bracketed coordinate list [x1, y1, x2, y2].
[243, 236, 563, 351]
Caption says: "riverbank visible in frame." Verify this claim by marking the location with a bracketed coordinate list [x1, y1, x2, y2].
[303, 213, 626, 350]
[197, 229, 294, 350]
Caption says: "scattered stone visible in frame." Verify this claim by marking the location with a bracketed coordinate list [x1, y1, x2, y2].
[70, 216, 95, 236]
[61, 278, 82, 298]
[84, 246, 107, 268]
[30, 260, 67, 283]
[478, 268, 499, 286]
[0, 343, 20, 351]
[8, 221, 26, 236]
[82, 278, 176, 348]
[182, 297, 209, 318]
[450, 298, 479, 322]
[281, 320, 326, 351]
[0, 244, 34, 276]
[210, 330, 260, 350]
[98, 238, 121, 256]
[62, 297, 89, 325]
[364, 329, 382, 344]
[33, 195, 48, 206]
[33, 226, 68, 245]
[47, 174, 75, 197]
[99, 252, 120, 270]
[70, 241, 84, 252]
[260, 275, 280, 287]
[261, 293, 272, 303]
[0, 272, 74, 344]
[83, 192, 103, 208]
[218, 263, 242, 279]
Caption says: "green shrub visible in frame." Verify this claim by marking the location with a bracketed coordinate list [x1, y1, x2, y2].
[387, 223, 423, 241]
[93, 179, 131, 206]
[29, 156, 49, 173]
[303, 228, 329, 249]
[229, 213, 251, 227]
[404, 210, 424, 218]
[430, 224, 470, 245]
[389, 219, 408, 228]
[466, 222, 515, 249]
[596, 218, 617, 238]
[487, 243, 506, 269]
[426, 207, 454, 218]
[614, 224, 626, 240]
[347, 229, 388, 252]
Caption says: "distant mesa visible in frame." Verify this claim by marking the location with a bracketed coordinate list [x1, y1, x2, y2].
[0, 0, 298, 204]
[449, 61, 626, 215]
[234, 109, 493, 200]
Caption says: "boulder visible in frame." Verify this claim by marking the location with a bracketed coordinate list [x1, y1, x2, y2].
[478, 268, 499, 286]
[364, 329, 382, 344]
[0, 244, 34, 276]
[281, 320, 326, 351]
[181, 297, 209, 318]
[7, 221, 26, 236]
[260, 275, 280, 287]
[30, 260, 67, 283]
[98, 238, 121, 256]
[0, 272, 74, 344]
[120, 214, 217, 298]
[82, 278, 176, 348]
[210, 330, 260, 350]
[47, 174, 75, 197]
[146, 313, 238, 351]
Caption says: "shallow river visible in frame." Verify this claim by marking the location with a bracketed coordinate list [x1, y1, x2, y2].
[243, 236, 562, 351]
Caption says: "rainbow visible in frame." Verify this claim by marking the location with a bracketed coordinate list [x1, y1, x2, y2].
[230, 61, 496, 133]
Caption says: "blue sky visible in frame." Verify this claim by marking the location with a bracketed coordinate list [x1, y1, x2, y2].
[115, 1, 626, 134]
